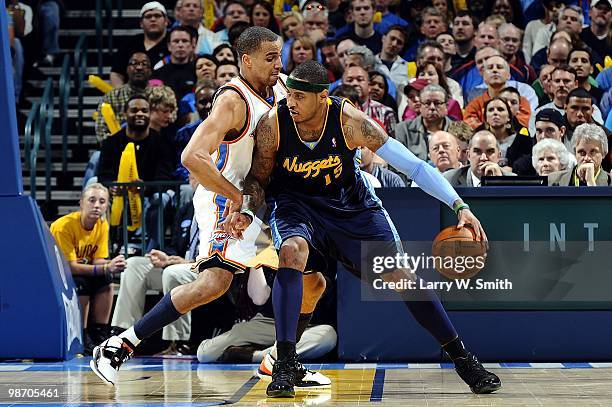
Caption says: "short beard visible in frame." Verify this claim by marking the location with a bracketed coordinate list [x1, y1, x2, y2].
[129, 122, 149, 133]
[146, 29, 164, 41]
[130, 78, 148, 89]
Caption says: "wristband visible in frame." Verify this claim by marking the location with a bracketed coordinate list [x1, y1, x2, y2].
[103, 263, 109, 275]
[240, 208, 255, 221]
[453, 202, 470, 215]
[241, 195, 255, 221]
[93, 265, 98, 276]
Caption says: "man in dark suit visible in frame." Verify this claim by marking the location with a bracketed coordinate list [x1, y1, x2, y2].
[444, 130, 515, 187]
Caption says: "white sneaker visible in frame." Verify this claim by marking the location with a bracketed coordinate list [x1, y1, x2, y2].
[89, 336, 134, 385]
[256, 353, 331, 388]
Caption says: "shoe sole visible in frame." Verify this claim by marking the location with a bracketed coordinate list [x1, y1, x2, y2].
[266, 389, 295, 398]
[89, 346, 115, 386]
[471, 383, 502, 394]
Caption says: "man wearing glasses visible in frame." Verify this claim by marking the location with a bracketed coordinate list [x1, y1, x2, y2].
[96, 52, 153, 142]
[395, 84, 454, 161]
[111, 2, 169, 88]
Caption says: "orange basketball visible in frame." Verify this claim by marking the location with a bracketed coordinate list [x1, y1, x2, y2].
[431, 225, 487, 279]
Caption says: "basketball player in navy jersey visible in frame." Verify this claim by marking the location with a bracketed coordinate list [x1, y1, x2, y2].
[224, 60, 502, 397]
[90, 27, 329, 388]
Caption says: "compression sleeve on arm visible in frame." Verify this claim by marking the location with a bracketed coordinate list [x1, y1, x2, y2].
[375, 137, 460, 208]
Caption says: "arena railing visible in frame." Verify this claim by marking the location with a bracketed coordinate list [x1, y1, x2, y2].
[73, 34, 87, 145]
[96, 0, 119, 76]
[103, 180, 188, 256]
[59, 54, 71, 175]
[23, 78, 54, 206]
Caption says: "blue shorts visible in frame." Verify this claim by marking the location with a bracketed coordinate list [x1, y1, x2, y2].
[268, 194, 403, 277]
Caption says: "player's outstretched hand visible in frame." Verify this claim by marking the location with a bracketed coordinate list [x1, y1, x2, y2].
[457, 209, 488, 244]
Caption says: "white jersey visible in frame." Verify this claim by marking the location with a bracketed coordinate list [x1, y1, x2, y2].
[209, 76, 288, 190]
[192, 75, 287, 273]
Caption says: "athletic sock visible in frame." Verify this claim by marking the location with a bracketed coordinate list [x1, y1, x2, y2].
[295, 312, 313, 344]
[268, 306, 314, 358]
[442, 336, 468, 361]
[131, 293, 183, 345]
[277, 341, 297, 361]
[272, 267, 303, 358]
[402, 278, 458, 345]
[119, 327, 140, 348]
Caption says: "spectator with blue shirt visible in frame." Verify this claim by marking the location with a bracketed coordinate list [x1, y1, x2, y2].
[596, 67, 612, 93]
[176, 54, 217, 126]
[375, 0, 411, 33]
[375, 25, 409, 88]
[579, 0, 611, 71]
[403, 7, 448, 61]
[330, 45, 398, 100]
[179, 0, 219, 56]
[174, 79, 219, 183]
[211, 1, 250, 47]
[284, 36, 317, 75]
[279, 11, 304, 69]
[335, 0, 383, 54]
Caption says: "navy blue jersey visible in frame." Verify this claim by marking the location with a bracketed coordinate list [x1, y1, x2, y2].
[267, 96, 379, 216]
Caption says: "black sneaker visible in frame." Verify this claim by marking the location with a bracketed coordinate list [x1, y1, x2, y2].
[257, 353, 332, 388]
[266, 353, 299, 398]
[454, 353, 502, 394]
[82, 331, 95, 356]
[109, 326, 126, 337]
[88, 324, 111, 345]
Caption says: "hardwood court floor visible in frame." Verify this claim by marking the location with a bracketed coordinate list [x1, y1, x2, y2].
[1, 358, 612, 406]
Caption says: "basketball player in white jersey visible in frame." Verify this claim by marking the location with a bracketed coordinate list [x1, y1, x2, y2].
[90, 27, 329, 388]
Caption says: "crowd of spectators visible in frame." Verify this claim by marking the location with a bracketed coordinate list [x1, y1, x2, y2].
[22, 0, 612, 356]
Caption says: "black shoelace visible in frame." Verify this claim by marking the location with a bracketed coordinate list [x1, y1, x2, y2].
[272, 356, 298, 384]
[103, 344, 132, 370]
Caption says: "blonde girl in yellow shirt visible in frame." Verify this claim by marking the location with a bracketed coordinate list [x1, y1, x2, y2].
[50, 183, 127, 354]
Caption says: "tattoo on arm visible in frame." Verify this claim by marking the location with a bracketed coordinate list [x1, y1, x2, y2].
[243, 174, 265, 211]
[245, 113, 278, 209]
[341, 102, 388, 150]
[343, 123, 355, 147]
[360, 117, 389, 151]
